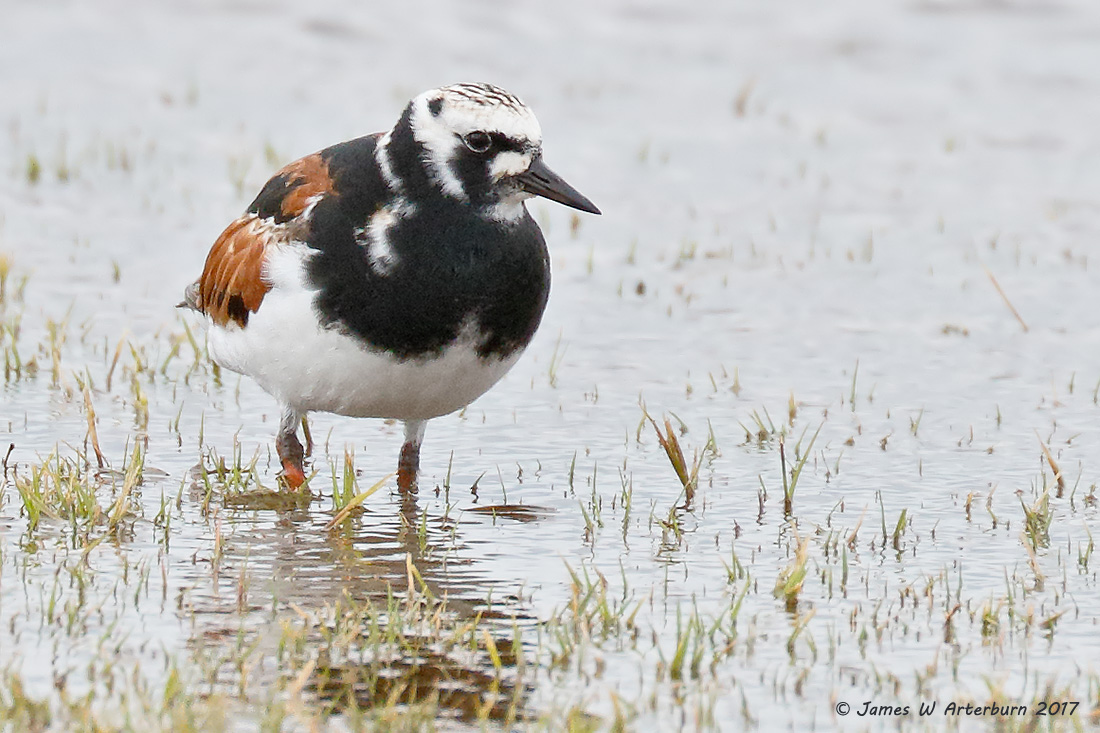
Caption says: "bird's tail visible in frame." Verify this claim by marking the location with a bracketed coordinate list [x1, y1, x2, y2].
[177, 281, 202, 311]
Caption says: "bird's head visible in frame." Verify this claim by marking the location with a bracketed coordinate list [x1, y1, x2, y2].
[400, 83, 600, 220]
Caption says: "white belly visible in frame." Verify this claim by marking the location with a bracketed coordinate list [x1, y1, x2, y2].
[205, 246, 522, 420]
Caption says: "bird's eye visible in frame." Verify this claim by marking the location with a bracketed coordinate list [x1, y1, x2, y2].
[463, 131, 492, 154]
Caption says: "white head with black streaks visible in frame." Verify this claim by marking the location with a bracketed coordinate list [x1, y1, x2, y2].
[409, 84, 541, 208]
[398, 83, 600, 221]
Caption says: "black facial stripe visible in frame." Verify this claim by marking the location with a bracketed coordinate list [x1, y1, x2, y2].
[376, 106, 438, 203]
[449, 147, 493, 204]
[489, 133, 524, 153]
[428, 96, 443, 117]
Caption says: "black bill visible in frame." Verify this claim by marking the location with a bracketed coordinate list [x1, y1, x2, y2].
[516, 158, 601, 215]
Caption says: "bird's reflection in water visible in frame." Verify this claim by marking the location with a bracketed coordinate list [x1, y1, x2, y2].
[185, 481, 536, 724]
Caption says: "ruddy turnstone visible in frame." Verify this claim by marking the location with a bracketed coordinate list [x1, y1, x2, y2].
[183, 82, 599, 491]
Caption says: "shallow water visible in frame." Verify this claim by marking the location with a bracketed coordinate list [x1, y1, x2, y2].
[2, 0, 1100, 729]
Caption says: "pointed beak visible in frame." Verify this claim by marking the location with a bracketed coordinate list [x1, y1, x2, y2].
[516, 157, 601, 215]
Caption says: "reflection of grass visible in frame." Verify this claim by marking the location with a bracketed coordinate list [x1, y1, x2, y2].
[286, 582, 528, 725]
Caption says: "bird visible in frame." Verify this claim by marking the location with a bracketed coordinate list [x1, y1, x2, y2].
[182, 82, 600, 492]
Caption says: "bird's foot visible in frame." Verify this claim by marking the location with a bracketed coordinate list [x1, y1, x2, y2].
[278, 459, 307, 490]
[276, 429, 307, 491]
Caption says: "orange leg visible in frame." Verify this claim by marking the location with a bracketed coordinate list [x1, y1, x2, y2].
[397, 420, 426, 493]
[276, 408, 307, 490]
